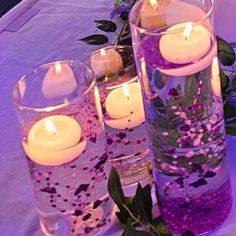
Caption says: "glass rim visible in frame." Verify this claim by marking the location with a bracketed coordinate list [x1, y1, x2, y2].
[12, 60, 95, 112]
[129, 0, 214, 36]
[81, 45, 133, 62]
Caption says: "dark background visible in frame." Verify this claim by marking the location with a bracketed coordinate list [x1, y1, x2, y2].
[0, 0, 22, 17]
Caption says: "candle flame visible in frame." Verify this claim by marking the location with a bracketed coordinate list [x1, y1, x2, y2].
[54, 62, 62, 74]
[123, 83, 131, 100]
[149, 0, 158, 9]
[184, 22, 193, 41]
[45, 119, 56, 135]
[100, 49, 106, 59]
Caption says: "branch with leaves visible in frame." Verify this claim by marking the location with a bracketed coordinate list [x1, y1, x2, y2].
[78, 0, 134, 46]
[108, 167, 196, 236]
[217, 36, 236, 134]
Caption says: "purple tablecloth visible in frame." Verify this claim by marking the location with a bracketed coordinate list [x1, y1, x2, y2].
[0, 0, 235, 235]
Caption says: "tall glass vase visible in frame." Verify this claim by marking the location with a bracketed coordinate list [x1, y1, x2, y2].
[13, 61, 114, 236]
[129, 0, 232, 235]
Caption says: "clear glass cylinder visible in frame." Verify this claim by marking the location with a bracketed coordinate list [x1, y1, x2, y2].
[82, 45, 151, 187]
[12, 61, 114, 236]
[129, 0, 232, 235]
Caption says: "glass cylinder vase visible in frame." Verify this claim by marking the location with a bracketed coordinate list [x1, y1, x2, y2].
[129, 0, 232, 235]
[82, 45, 151, 187]
[12, 61, 114, 236]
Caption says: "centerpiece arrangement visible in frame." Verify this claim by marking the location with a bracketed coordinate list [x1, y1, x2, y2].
[12, 0, 236, 236]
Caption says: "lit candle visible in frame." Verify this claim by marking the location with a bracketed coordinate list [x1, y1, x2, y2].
[42, 63, 77, 99]
[104, 81, 145, 129]
[140, 0, 167, 30]
[90, 48, 123, 78]
[160, 22, 211, 64]
[22, 115, 87, 166]
[211, 57, 221, 97]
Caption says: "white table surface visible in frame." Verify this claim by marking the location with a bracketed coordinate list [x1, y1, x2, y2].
[0, 0, 235, 235]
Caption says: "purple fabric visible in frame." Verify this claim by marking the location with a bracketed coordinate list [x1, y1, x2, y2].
[0, 0, 235, 235]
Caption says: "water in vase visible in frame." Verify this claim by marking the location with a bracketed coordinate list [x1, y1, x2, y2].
[22, 105, 114, 236]
[136, 34, 232, 235]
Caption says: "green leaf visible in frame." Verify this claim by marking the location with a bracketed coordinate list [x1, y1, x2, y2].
[117, 196, 137, 226]
[224, 102, 236, 118]
[226, 126, 236, 135]
[95, 20, 117, 32]
[154, 71, 169, 89]
[107, 167, 126, 209]
[122, 227, 153, 236]
[132, 184, 153, 223]
[151, 96, 166, 114]
[185, 74, 197, 100]
[119, 37, 132, 45]
[220, 69, 229, 92]
[230, 75, 236, 90]
[217, 36, 236, 66]
[152, 216, 172, 236]
[116, 212, 133, 226]
[78, 34, 109, 45]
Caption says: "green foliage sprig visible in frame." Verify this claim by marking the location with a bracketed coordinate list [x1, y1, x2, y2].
[108, 167, 195, 236]
[78, 0, 135, 45]
[217, 36, 236, 134]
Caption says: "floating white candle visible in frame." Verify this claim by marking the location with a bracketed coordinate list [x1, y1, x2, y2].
[105, 82, 143, 119]
[159, 41, 217, 77]
[140, 0, 167, 30]
[90, 48, 123, 78]
[160, 22, 211, 64]
[42, 63, 77, 99]
[23, 115, 87, 166]
[104, 81, 145, 129]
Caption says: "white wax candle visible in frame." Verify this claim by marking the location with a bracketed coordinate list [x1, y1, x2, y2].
[105, 81, 145, 129]
[42, 63, 77, 99]
[160, 22, 211, 64]
[140, 0, 167, 30]
[90, 48, 123, 78]
[23, 115, 87, 166]
[159, 41, 217, 77]
[105, 82, 143, 119]
[211, 57, 222, 97]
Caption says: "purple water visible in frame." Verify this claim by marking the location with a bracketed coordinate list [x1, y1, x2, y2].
[159, 179, 232, 235]
[135, 34, 233, 235]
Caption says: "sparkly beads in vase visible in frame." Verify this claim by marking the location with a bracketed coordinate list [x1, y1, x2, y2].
[130, 0, 232, 235]
[82, 46, 151, 186]
[13, 61, 114, 236]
